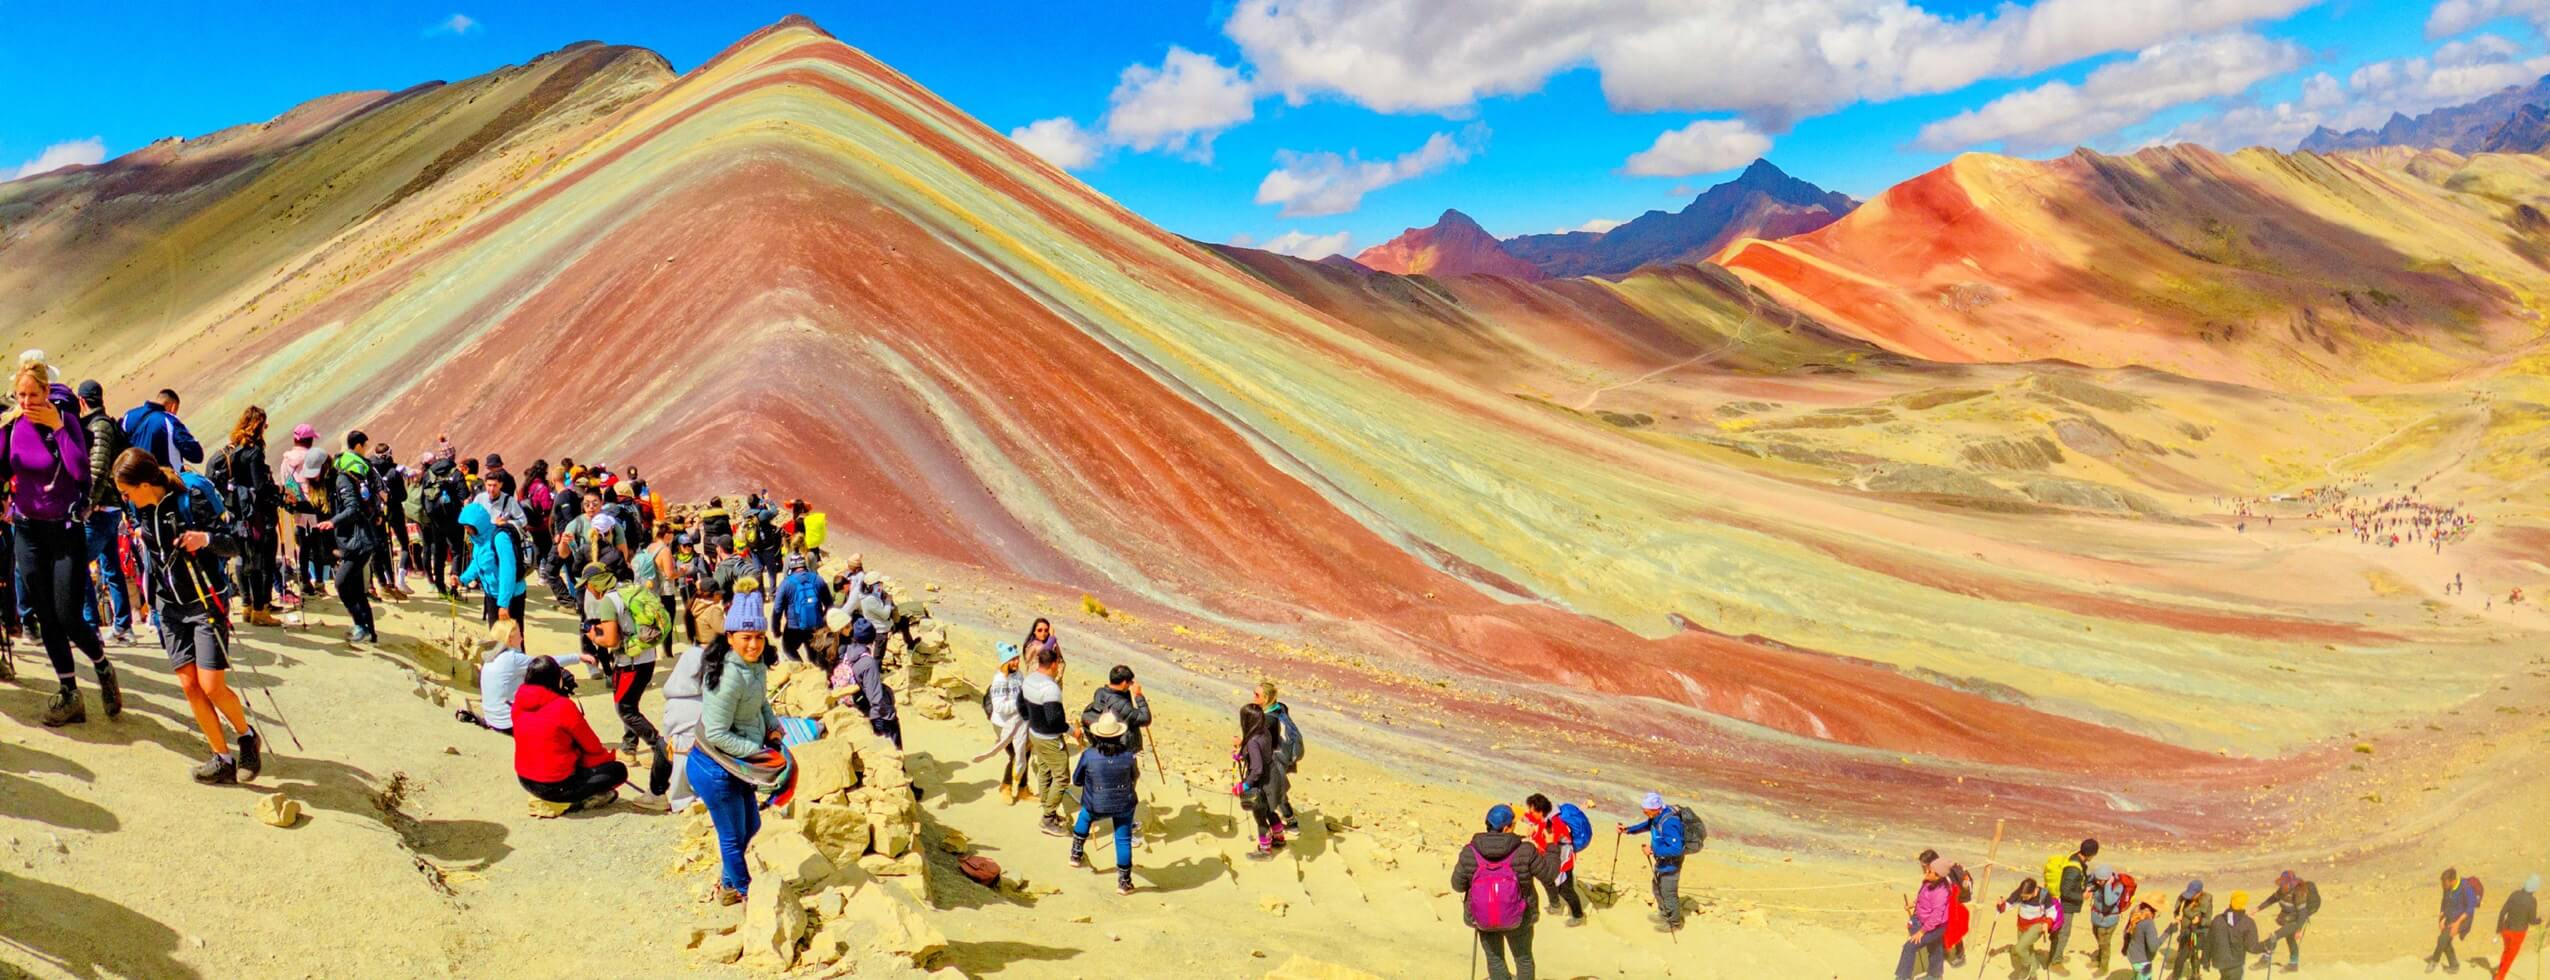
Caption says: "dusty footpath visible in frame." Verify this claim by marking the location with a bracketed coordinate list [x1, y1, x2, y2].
[0, 556, 2523, 978]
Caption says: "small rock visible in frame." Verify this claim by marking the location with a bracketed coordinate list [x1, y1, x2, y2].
[1069, 915, 1092, 924]
[443, 746, 460, 756]
[254, 793, 302, 828]
[1260, 895, 1289, 916]
[2354, 741, 2376, 754]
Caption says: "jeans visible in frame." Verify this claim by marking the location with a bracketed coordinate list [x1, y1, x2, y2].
[335, 547, 375, 633]
[611, 660, 669, 795]
[1896, 925, 1946, 980]
[519, 761, 626, 804]
[1028, 736, 1070, 818]
[1653, 865, 1681, 925]
[1476, 921, 1535, 980]
[16, 518, 108, 686]
[1071, 806, 1135, 882]
[80, 509, 129, 632]
[688, 750, 760, 893]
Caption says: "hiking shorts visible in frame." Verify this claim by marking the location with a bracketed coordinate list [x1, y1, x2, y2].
[161, 613, 230, 672]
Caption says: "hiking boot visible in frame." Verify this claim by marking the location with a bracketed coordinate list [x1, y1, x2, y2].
[1068, 850, 1085, 869]
[192, 755, 238, 785]
[1039, 815, 1068, 838]
[109, 627, 133, 646]
[570, 789, 620, 813]
[527, 796, 573, 819]
[94, 662, 121, 719]
[39, 686, 84, 727]
[235, 728, 263, 781]
[626, 791, 669, 813]
[712, 885, 745, 907]
[1116, 876, 1134, 896]
[245, 609, 282, 627]
[347, 628, 378, 645]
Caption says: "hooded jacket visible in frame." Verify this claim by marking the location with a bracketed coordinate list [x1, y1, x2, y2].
[457, 502, 525, 607]
[1912, 878, 1953, 932]
[120, 400, 201, 469]
[511, 685, 612, 783]
[129, 472, 241, 615]
[1080, 685, 1152, 753]
[1451, 831, 1556, 929]
[1, 384, 90, 522]
[328, 451, 380, 553]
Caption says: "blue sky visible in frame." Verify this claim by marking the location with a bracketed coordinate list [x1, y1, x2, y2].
[4, 1, 2544, 259]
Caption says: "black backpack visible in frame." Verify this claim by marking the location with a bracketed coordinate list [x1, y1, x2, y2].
[1675, 804, 1706, 852]
[205, 445, 257, 522]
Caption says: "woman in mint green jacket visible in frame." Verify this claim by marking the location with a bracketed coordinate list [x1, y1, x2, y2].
[687, 592, 781, 905]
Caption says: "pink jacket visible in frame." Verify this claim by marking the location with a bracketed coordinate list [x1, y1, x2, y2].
[1913, 879, 1952, 931]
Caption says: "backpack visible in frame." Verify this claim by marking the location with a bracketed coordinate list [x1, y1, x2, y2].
[1555, 803, 1593, 851]
[2459, 877, 2485, 937]
[1274, 706, 1304, 771]
[2045, 854, 2068, 893]
[1464, 845, 1528, 932]
[205, 444, 258, 520]
[430, 470, 464, 518]
[2108, 872, 2139, 915]
[1674, 804, 1706, 853]
[614, 584, 671, 646]
[735, 511, 759, 551]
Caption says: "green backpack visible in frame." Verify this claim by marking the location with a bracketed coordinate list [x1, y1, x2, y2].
[614, 584, 671, 646]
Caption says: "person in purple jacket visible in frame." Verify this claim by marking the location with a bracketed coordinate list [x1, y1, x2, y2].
[5, 361, 119, 726]
[1897, 857, 1955, 980]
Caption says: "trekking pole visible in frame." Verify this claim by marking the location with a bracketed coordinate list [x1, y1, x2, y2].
[1973, 819, 2004, 980]
[1608, 827, 1624, 893]
[190, 556, 303, 751]
[1468, 930, 1478, 980]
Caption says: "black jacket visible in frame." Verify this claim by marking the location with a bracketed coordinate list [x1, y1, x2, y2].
[1451, 832, 1557, 929]
[207, 440, 278, 529]
[1080, 686, 1152, 752]
[329, 456, 381, 554]
[2206, 910, 2264, 964]
[1240, 728, 1288, 805]
[2502, 890, 2542, 933]
[132, 478, 241, 615]
[80, 410, 123, 511]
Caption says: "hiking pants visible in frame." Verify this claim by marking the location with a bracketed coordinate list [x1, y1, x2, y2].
[2498, 929, 2527, 980]
[16, 519, 109, 688]
[1542, 870, 1585, 919]
[2012, 923, 2048, 979]
[612, 661, 670, 796]
[2434, 929, 2462, 969]
[2165, 937, 2204, 979]
[2217, 961, 2246, 980]
[687, 751, 759, 893]
[1071, 805, 1135, 884]
[1895, 925, 1947, 980]
[1028, 735, 1070, 818]
[385, 513, 412, 571]
[2092, 922, 2116, 972]
[2269, 915, 2305, 967]
[241, 525, 278, 611]
[1476, 921, 1534, 980]
[519, 761, 625, 805]
[335, 547, 375, 633]
[80, 509, 129, 632]
[781, 627, 814, 663]
[2049, 907, 2077, 962]
[1653, 864, 1682, 925]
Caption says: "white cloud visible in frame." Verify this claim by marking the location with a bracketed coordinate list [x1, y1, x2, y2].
[2166, 30, 2550, 150]
[1225, 0, 2317, 124]
[1234, 229, 1356, 258]
[1008, 117, 1103, 170]
[1100, 47, 1256, 161]
[1254, 125, 1485, 218]
[9, 138, 105, 180]
[1564, 217, 1625, 234]
[2429, 0, 2550, 39]
[1915, 33, 2306, 153]
[1623, 119, 1771, 177]
[424, 13, 478, 37]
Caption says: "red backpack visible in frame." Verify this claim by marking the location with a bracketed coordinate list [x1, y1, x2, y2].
[1465, 845, 1529, 932]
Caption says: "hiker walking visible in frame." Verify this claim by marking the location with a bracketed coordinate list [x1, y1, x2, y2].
[2088, 864, 2136, 974]
[689, 593, 785, 906]
[8, 361, 120, 726]
[1999, 876, 2060, 979]
[1520, 794, 1589, 924]
[2162, 881, 2213, 980]
[2433, 869, 2482, 973]
[2254, 869, 2319, 973]
[1896, 857, 1954, 980]
[207, 407, 283, 627]
[1020, 643, 1074, 837]
[73, 381, 133, 644]
[773, 553, 831, 664]
[1256, 681, 1304, 830]
[1452, 804, 1557, 980]
[638, 523, 680, 663]
[454, 500, 526, 627]
[2206, 891, 2269, 980]
[114, 448, 263, 784]
[576, 564, 669, 810]
[2123, 902, 2162, 980]
[1237, 702, 1290, 857]
[324, 430, 383, 644]
[1619, 792, 1694, 930]
[370, 441, 411, 586]
[840, 619, 901, 749]
[1069, 710, 1141, 896]
[2050, 838, 2099, 970]
[278, 423, 328, 598]
[512, 656, 633, 815]
[979, 642, 1030, 804]
[2495, 876, 2542, 980]
[1080, 664, 1151, 752]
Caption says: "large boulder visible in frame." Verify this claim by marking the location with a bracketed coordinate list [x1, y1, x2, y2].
[790, 736, 862, 804]
[829, 879, 946, 968]
[907, 687, 954, 721]
[737, 878, 808, 969]
[801, 801, 873, 867]
[744, 819, 837, 890]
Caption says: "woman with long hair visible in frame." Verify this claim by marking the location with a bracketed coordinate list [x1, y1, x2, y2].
[6, 360, 118, 726]
[1237, 701, 1290, 856]
[211, 406, 283, 625]
[688, 591, 783, 905]
[1019, 617, 1060, 659]
[115, 447, 262, 783]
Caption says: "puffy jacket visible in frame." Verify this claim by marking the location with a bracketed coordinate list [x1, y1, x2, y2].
[120, 401, 201, 470]
[1080, 685, 1152, 752]
[512, 685, 612, 783]
[1071, 743, 1141, 814]
[1625, 807, 1687, 869]
[1912, 878, 1952, 932]
[457, 502, 525, 607]
[130, 473, 242, 614]
[328, 452, 380, 554]
[81, 410, 124, 509]
[699, 652, 780, 759]
[1451, 832, 1556, 929]
[2206, 910, 2263, 964]
[776, 570, 830, 632]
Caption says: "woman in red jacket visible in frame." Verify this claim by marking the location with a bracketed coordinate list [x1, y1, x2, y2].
[512, 657, 631, 813]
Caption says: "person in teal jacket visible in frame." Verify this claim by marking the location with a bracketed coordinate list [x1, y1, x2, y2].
[687, 592, 781, 905]
[454, 501, 525, 627]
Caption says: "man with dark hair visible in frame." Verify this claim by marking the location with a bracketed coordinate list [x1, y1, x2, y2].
[1021, 645, 1073, 837]
[121, 387, 201, 472]
[1080, 664, 1151, 752]
[2052, 838, 2101, 968]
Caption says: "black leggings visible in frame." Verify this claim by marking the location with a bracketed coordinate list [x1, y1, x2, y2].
[335, 547, 375, 633]
[611, 660, 670, 796]
[1542, 873, 1585, 917]
[519, 761, 627, 804]
[242, 525, 278, 611]
[15, 518, 106, 685]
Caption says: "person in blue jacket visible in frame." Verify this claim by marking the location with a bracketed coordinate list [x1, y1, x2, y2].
[454, 500, 526, 628]
[120, 388, 203, 471]
[1620, 791, 1688, 929]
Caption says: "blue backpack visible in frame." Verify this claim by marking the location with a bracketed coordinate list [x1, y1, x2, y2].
[1555, 803, 1593, 851]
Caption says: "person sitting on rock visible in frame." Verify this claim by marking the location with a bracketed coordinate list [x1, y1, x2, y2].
[511, 656, 631, 817]
[1070, 710, 1142, 896]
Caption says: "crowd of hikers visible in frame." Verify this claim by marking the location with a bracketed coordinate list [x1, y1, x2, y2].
[4, 351, 2538, 976]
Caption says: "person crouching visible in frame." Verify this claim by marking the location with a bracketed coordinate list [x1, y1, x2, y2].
[511, 656, 630, 816]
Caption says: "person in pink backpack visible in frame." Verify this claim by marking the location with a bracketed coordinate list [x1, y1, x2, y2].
[1452, 804, 1559, 980]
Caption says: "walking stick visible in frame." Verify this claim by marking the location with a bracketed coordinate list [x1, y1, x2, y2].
[1974, 819, 2005, 980]
[1608, 827, 1624, 892]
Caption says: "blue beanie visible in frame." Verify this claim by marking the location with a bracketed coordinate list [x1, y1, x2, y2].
[1485, 804, 1515, 831]
[723, 591, 767, 633]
